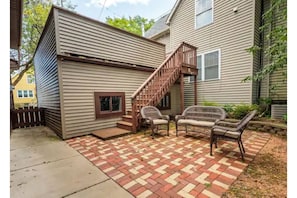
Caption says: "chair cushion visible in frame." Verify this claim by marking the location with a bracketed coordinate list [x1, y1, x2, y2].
[153, 119, 168, 125]
[212, 128, 241, 139]
[177, 119, 214, 127]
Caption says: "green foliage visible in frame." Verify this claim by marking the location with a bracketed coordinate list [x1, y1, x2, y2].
[257, 97, 272, 117]
[106, 15, 154, 36]
[282, 114, 287, 122]
[202, 100, 218, 106]
[223, 104, 235, 117]
[20, 0, 76, 63]
[232, 104, 259, 119]
[243, 0, 287, 83]
[21, 0, 52, 63]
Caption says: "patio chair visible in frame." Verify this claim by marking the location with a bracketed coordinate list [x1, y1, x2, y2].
[210, 110, 257, 161]
[140, 106, 170, 139]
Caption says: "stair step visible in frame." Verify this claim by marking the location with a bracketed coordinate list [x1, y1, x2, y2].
[117, 121, 133, 131]
[122, 115, 132, 122]
[92, 127, 131, 140]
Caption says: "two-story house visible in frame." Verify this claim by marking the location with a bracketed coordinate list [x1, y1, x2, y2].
[12, 72, 37, 108]
[145, 0, 287, 107]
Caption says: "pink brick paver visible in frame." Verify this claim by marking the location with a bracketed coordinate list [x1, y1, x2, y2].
[66, 130, 270, 197]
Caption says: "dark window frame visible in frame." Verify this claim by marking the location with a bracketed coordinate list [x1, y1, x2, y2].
[94, 92, 125, 119]
[157, 92, 171, 110]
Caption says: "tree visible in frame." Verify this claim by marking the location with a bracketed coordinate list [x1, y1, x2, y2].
[243, 0, 287, 82]
[12, 0, 76, 86]
[106, 15, 154, 36]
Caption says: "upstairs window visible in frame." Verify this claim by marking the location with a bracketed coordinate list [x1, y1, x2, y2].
[27, 74, 35, 84]
[94, 92, 125, 119]
[195, 0, 213, 29]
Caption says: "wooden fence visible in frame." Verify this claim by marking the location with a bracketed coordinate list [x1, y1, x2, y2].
[11, 107, 45, 129]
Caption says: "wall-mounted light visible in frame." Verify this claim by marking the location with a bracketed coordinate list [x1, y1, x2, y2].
[233, 7, 238, 13]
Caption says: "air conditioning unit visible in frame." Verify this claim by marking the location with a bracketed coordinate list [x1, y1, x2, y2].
[271, 104, 287, 119]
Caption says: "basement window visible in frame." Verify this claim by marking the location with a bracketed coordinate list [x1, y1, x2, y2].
[94, 92, 125, 119]
[157, 93, 171, 110]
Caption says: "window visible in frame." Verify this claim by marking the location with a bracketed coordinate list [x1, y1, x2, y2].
[17, 90, 34, 98]
[17, 90, 23, 98]
[94, 92, 125, 119]
[190, 49, 220, 82]
[29, 90, 34, 97]
[27, 74, 35, 84]
[157, 93, 171, 110]
[204, 51, 219, 80]
[195, 0, 213, 29]
[23, 90, 28, 98]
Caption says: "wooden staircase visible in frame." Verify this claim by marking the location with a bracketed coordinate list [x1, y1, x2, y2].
[119, 42, 197, 132]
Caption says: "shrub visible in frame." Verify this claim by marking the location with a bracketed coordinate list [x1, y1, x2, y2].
[223, 104, 235, 118]
[232, 104, 259, 119]
[202, 100, 218, 106]
[257, 97, 272, 117]
[282, 114, 287, 123]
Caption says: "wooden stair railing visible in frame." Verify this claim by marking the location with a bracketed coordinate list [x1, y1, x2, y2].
[131, 42, 197, 132]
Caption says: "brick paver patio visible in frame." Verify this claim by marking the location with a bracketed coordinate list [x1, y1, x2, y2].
[66, 129, 270, 198]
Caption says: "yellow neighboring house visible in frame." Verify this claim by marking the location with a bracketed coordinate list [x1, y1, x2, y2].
[12, 72, 37, 108]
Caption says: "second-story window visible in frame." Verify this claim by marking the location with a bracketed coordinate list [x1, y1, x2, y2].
[195, 0, 213, 29]
[27, 74, 35, 84]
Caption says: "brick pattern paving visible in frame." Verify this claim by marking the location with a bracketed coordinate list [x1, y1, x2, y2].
[66, 130, 270, 197]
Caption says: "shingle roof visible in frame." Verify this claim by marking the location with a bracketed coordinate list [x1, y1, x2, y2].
[144, 14, 169, 39]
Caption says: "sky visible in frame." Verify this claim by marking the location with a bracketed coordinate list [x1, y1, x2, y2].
[71, 0, 176, 22]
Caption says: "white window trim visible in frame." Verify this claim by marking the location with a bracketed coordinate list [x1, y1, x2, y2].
[27, 74, 35, 84]
[189, 49, 221, 83]
[194, 0, 214, 30]
[17, 90, 34, 98]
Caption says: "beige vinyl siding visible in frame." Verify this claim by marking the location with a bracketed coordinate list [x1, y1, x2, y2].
[170, 0, 256, 105]
[34, 17, 62, 137]
[60, 60, 153, 139]
[155, 33, 171, 54]
[55, 9, 165, 68]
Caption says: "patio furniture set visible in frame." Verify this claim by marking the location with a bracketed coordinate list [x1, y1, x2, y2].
[140, 105, 257, 160]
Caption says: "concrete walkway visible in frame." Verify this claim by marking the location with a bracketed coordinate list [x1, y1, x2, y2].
[10, 126, 133, 198]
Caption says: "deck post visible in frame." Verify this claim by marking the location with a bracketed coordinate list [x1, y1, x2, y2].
[180, 74, 184, 113]
[194, 75, 197, 105]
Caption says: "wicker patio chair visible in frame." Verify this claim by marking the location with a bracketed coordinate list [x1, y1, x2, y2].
[140, 106, 170, 139]
[210, 110, 257, 161]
